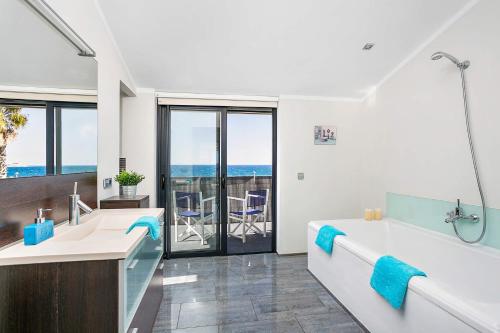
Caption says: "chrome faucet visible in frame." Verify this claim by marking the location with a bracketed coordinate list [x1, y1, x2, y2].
[445, 199, 479, 224]
[69, 182, 93, 226]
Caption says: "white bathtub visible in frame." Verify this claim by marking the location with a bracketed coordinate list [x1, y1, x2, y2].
[308, 219, 500, 333]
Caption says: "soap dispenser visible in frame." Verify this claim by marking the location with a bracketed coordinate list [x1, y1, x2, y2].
[24, 208, 54, 245]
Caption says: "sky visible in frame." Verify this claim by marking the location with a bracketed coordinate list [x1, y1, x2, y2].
[170, 111, 272, 165]
[227, 113, 272, 165]
[6, 107, 97, 166]
[6, 108, 269, 167]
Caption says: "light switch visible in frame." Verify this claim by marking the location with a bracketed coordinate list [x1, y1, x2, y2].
[297, 172, 304, 180]
[103, 178, 112, 189]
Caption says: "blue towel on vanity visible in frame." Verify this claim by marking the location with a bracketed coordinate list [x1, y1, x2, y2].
[126, 216, 160, 240]
[370, 255, 427, 309]
[315, 225, 346, 254]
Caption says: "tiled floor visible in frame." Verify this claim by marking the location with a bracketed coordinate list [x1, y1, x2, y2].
[153, 253, 367, 333]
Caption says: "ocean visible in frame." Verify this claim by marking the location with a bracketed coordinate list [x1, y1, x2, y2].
[171, 165, 272, 177]
[6, 165, 97, 178]
[6, 165, 271, 178]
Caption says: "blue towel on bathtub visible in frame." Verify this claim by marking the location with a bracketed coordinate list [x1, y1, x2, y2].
[315, 225, 346, 254]
[370, 255, 427, 309]
[126, 216, 160, 240]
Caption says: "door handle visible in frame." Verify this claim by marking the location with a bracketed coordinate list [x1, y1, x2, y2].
[221, 174, 226, 189]
[160, 174, 165, 190]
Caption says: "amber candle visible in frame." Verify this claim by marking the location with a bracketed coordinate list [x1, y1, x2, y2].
[374, 208, 383, 220]
[364, 209, 374, 221]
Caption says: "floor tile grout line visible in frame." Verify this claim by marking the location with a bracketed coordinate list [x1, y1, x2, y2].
[175, 302, 182, 329]
[249, 295, 259, 322]
[294, 314, 307, 333]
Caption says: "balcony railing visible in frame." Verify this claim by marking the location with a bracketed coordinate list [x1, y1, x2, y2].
[170, 176, 273, 222]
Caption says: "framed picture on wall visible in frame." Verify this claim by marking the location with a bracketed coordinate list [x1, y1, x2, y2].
[314, 125, 337, 145]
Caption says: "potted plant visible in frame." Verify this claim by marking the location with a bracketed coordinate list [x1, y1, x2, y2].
[114, 171, 145, 198]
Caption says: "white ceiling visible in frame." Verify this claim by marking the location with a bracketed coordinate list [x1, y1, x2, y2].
[0, 0, 97, 90]
[99, 0, 471, 98]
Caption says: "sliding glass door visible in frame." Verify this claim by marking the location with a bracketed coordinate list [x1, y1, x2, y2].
[166, 107, 222, 255]
[158, 106, 276, 258]
[226, 111, 274, 254]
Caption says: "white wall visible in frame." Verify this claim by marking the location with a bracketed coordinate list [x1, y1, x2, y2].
[46, 0, 500, 251]
[121, 89, 157, 207]
[45, 0, 136, 201]
[277, 97, 365, 254]
[277, 0, 500, 253]
[361, 0, 500, 210]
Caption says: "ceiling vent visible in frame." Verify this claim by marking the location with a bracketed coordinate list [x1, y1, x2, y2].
[362, 43, 375, 51]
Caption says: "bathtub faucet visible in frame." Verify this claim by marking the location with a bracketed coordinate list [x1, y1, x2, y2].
[445, 199, 479, 224]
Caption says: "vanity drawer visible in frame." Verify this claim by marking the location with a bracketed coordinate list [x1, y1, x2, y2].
[126, 261, 163, 333]
[122, 232, 163, 331]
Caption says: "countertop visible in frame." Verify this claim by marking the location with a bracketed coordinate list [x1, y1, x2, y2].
[0, 208, 164, 266]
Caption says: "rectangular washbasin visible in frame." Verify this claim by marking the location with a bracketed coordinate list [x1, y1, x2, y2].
[52, 214, 135, 242]
[0, 208, 164, 266]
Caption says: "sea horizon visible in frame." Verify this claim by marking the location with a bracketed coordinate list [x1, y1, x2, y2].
[6, 164, 272, 178]
[6, 165, 98, 178]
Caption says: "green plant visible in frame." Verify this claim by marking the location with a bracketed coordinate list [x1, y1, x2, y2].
[114, 170, 145, 186]
[0, 105, 28, 178]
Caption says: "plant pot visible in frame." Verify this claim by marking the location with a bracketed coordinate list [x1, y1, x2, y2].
[122, 185, 137, 198]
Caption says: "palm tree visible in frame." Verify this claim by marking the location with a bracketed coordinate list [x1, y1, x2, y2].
[0, 105, 28, 178]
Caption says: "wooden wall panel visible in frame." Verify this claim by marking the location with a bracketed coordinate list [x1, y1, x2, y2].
[0, 173, 97, 248]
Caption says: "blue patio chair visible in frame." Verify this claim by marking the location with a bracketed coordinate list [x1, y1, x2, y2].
[173, 191, 216, 245]
[227, 189, 269, 243]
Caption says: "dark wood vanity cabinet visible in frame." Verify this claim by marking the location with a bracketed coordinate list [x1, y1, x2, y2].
[0, 260, 121, 333]
[0, 236, 163, 333]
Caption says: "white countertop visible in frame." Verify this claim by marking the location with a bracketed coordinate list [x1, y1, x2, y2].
[0, 208, 164, 266]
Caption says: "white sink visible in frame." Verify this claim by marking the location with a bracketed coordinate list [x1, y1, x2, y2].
[53, 215, 132, 242]
[0, 208, 164, 266]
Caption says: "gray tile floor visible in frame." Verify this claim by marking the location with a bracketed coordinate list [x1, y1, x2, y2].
[153, 254, 367, 333]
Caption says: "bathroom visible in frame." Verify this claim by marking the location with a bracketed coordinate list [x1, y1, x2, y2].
[0, 0, 499, 332]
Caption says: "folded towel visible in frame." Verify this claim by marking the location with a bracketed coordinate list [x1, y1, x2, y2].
[370, 255, 427, 309]
[315, 225, 346, 254]
[126, 216, 160, 240]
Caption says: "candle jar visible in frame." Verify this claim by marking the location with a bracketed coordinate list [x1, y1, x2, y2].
[364, 209, 374, 221]
[374, 208, 383, 220]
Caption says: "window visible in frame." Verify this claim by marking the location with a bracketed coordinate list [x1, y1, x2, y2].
[0, 99, 97, 179]
[1, 105, 46, 178]
[58, 107, 97, 174]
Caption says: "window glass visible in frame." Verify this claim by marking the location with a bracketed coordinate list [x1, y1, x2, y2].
[59, 108, 97, 174]
[2, 105, 46, 178]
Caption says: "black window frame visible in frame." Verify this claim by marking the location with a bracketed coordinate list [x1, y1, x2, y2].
[0, 98, 97, 177]
[157, 105, 277, 259]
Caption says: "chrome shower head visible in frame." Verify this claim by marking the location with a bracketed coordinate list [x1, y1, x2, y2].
[431, 51, 470, 69]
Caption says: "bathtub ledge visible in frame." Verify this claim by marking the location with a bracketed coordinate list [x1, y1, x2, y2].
[308, 219, 500, 333]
